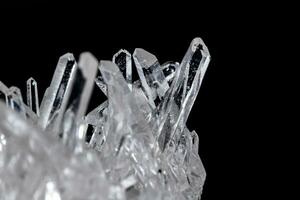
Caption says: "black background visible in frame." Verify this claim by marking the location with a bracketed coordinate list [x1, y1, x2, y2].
[0, 2, 270, 199]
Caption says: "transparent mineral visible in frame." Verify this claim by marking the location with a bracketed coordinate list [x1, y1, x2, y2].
[0, 37, 210, 200]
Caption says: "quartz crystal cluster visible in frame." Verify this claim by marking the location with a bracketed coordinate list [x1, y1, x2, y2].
[0, 37, 210, 200]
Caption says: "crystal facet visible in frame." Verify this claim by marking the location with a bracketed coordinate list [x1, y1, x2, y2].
[0, 37, 210, 200]
[133, 48, 169, 108]
[27, 77, 40, 116]
[39, 53, 77, 133]
[113, 49, 133, 91]
[0, 81, 8, 104]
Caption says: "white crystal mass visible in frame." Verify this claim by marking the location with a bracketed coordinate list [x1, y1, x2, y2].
[0, 37, 210, 200]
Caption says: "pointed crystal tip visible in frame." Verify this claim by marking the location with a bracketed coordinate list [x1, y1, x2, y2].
[112, 49, 131, 61]
[99, 60, 120, 75]
[133, 48, 158, 68]
[60, 52, 75, 61]
[191, 37, 210, 56]
[79, 52, 98, 78]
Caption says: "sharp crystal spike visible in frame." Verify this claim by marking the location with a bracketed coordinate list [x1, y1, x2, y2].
[75, 52, 98, 120]
[171, 38, 210, 141]
[6, 86, 26, 118]
[113, 49, 133, 91]
[39, 53, 77, 133]
[0, 81, 8, 104]
[156, 38, 210, 152]
[133, 48, 169, 108]
[26, 77, 40, 116]
[62, 52, 98, 148]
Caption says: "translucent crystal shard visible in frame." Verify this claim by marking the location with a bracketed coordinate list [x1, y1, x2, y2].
[113, 49, 132, 91]
[62, 52, 98, 148]
[99, 61, 158, 183]
[85, 100, 108, 126]
[99, 60, 154, 142]
[6, 86, 26, 118]
[131, 80, 154, 124]
[73, 52, 98, 120]
[156, 37, 210, 150]
[188, 130, 206, 191]
[26, 77, 40, 116]
[23, 103, 39, 123]
[133, 48, 169, 108]
[95, 74, 107, 95]
[39, 53, 77, 132]
[0, 81, 39, 123]
[98, 60, 134, 165]
[0, 81, 8, 104]
[173, 38, 210, 136]
[99, 60, 132, 143]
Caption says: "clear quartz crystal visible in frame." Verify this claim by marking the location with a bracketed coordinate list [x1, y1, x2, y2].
[95, 74, 108, 96]
[62, 52, 98, 148]
[6, 86, 26, 118]
[133, 48, 169, 108]
[27, 77, 40, 116]
[0, 37, 210, 200]
[156, 38, 210, 152]
[39, 53, 77, 133]
[0, 81, 8, 104]
[113, 49, 132, 91]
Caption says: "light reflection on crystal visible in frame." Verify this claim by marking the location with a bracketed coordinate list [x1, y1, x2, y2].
[133, 48, 169, 108]
[39, 53, 77, 134]
[0, 37, 210, 200]
[27, 78, 40, 116]
[0, 81, 8, 104]
[113, 49, 133, 91]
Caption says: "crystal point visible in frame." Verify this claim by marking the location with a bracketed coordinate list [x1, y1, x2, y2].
[76, 52, 98, 119]
[39, 53, 77, 133]
[62, 52, 98, 148]
[113, 49, 132, 91]
[156, 38, 210, 152]
[133, 48, 169, 108]
[0, 81, 8, 104]
[6, 86, 26, 117]
[26, 77, 40, 116]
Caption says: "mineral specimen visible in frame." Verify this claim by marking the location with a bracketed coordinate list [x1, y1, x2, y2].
[0, 37, 210, 200]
